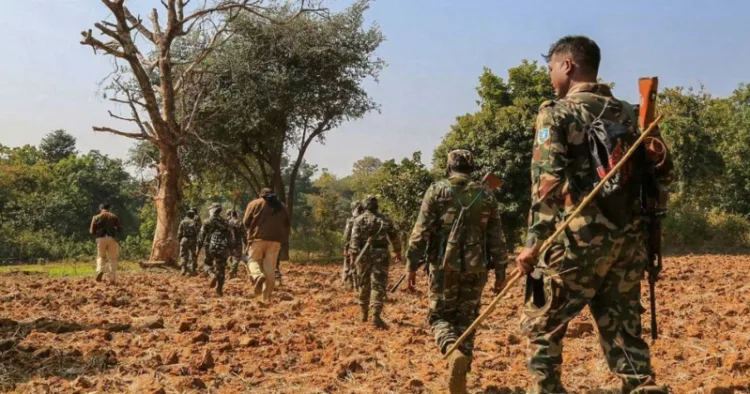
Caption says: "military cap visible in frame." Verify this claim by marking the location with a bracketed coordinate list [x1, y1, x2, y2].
[447, 149, 475, 169]
[364, 195, 378, 205]
[209, 203, 222, 212]
[187, 209, 196, 214]
[260, 188, 273, 197]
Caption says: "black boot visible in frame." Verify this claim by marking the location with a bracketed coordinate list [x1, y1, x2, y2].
[360, 306, 369, 323]
[372, 308, 387, 330]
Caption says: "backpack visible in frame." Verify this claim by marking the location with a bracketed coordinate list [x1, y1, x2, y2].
[182, 220, 197, 239]
[209, 230, 228, 254]
[582, 100, 645, 227]
[439, 180, 487, 273]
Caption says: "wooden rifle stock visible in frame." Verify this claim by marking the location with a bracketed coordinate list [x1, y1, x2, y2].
[639, 77, 658, 129]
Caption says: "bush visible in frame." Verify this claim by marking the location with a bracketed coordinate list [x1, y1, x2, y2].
[663, 195, 750, 252]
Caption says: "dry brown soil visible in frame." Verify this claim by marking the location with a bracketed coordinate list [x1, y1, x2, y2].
[0, 255, 748, 393]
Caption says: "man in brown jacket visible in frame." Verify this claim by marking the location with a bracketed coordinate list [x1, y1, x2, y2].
[243, 188, 291, 302]
[89, 203, 122, 284]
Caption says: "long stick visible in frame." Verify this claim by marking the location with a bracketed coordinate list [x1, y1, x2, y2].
[443, 114, 664, 360]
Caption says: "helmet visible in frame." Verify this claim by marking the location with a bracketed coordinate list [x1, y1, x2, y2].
[363, 195, 378, 211]
[209, 203, 222, 215]
[447, 149, 475, 173]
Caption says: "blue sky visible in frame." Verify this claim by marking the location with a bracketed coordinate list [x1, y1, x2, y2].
[1, 0, 747, 177]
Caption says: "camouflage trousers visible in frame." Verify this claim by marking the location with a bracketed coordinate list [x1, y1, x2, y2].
[203, 251, 228, 291]
[522, 225, 654, 393]
[179, 238, 197, 273]
[356, 249, 390, 313]
[227, 246, 243, 278]
[429, 268, 488, 362]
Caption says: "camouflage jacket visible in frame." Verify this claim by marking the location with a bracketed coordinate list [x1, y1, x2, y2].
[89, 210, 122, 239]
[198, 214, 232, 255]
[406, 173, 507, 274]
[350, 210, 402, 257]
[177, 218, 199, 241]
[228, 218, 245, 249]
[526, 82, 673, 250]
[342, 214, 361, 249]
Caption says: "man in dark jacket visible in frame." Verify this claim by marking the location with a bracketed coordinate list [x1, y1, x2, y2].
[89, 203, 122, 284]
[243, 188, 291, 302]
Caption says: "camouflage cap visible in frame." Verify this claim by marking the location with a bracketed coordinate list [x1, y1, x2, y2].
[351, 200, 363, 210]
[209, 203, 222, 213]
[447, 149, 475, 169]
[187, 209, 196, 214]
[364, 195, 378, 205]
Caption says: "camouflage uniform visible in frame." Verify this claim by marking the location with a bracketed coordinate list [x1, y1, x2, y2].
[406, 150, 508, 369]
[227, 212, 246, 278]
[523, 83, 672, 393]
[177, 212, 199, 275]
[350, 196, 402, 325]
[198, 204, 232, 296]
[342, 201, 364, 287]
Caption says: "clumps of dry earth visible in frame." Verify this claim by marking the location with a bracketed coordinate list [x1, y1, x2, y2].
[0, 255, 748, 393]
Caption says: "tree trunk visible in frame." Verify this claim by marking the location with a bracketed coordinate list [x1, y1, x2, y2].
[150, 144, 182, 265]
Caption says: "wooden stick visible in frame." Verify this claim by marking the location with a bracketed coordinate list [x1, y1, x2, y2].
[443, 113, 664, 360]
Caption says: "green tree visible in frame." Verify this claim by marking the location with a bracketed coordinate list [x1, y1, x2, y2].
[190, 0, 384, 225]
[39, 129, 77, 164]
[433, 61, 555, 246]
[368, 152, 434, 248]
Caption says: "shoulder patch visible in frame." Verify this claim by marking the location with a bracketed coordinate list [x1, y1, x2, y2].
[539, 99, 556, 110]
[537, 128, 550, 144]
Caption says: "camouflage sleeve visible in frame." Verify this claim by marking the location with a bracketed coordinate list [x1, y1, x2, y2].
[526, 106, 569, 250]
[486, 193, 508, 268]
[198, 223, 208, 249]
[343, 218, 353, 245]
[385, 218, 402, 256]
[177, 221, 184, 240]
[350, 218, 363, 256]
[406, 184, 439, 272]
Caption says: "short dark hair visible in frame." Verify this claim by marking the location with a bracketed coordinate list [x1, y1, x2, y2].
[99, 203, 111, 210]
[543, 35, 600, 76]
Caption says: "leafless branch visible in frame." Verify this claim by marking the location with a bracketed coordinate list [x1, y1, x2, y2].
[80, 29, 127, 58]
[93, 126, 151, 140]
[110, 97, 148, 109]
[123, 7, 155, 42]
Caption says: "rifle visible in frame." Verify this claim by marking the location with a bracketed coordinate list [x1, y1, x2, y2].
[639, 76, 661, 341]
[443, 113, 665, 360]
[390, 172, 504, 293]
[352, 237, 373, 290]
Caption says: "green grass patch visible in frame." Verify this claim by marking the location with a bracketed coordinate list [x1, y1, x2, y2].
[0, 261, 141, 278]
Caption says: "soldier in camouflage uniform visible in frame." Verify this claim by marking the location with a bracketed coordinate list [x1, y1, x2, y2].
[177, 209, 199, 276]
[350, 195, 402, 328]
[405, 150, 508, 394]
[198, 203, 233, 296]
[515, 36, 672, 394]
[342, 200, 364, 288]
[227, 210, 246, 279]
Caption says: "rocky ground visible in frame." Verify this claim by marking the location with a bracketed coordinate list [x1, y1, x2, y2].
[0, 254, 748, 393]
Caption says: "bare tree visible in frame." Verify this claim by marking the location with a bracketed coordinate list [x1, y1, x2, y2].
[80, 0, 322, 264]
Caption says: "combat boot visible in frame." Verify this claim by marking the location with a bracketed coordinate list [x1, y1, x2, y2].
[447, 349, 471, 394]
[372, 308, 387, 330]
[360, 306, 369, 323]
[95, 272, 104, 282]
